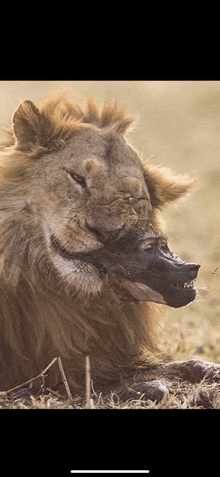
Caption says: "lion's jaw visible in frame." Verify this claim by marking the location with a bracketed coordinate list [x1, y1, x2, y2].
[42, 225, 104, 296]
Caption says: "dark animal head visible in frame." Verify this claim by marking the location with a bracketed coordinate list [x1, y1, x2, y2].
[114, 232, 200, 308]
[51, 226, 200, 308]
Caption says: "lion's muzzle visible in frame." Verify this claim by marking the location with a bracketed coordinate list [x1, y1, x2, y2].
[85, 196, 150, 243]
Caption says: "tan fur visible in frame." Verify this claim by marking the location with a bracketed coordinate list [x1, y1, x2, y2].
[0, 93, 194, 392]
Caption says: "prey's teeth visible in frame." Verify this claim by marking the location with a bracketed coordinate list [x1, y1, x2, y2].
[175, 281, 194, 289]
[183, 281, 194, 289]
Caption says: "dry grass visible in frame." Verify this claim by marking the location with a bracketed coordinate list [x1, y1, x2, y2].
[2, 382, 220, 409]
[1, 354, 220, 409]
[1, 81, 220, 409]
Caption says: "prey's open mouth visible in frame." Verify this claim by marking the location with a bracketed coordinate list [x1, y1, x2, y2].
[173, 280, 194, 290]
[120, 278, 197, 308]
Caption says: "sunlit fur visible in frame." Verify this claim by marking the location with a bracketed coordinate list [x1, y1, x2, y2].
[0, 93, 194, 392]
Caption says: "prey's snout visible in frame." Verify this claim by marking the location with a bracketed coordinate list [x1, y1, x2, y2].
[184, 262, 201, 278]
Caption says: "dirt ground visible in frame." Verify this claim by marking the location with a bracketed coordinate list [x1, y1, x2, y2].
[0, 80, 220, 408]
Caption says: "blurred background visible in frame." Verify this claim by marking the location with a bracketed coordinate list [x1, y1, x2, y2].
[0, 80, 219, 363]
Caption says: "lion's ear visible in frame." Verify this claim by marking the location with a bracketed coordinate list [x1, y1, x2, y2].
[143, 163, 195, 209]
[12, 100, 43, 150]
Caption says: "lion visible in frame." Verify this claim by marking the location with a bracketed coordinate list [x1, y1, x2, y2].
[0, 92, 218, 400]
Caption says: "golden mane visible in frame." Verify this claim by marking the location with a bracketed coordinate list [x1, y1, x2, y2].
[0, 93, 134, 154]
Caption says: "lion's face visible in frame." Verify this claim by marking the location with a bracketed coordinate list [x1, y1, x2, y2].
[32, 128, 152, 295]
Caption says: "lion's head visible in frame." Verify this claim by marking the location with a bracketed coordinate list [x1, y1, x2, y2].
[0, 93, 195, 301]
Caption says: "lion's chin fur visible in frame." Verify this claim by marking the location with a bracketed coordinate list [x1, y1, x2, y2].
[51, 254, 104, 297]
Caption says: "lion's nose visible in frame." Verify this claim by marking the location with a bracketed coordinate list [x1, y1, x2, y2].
[86, 218, 125, 242]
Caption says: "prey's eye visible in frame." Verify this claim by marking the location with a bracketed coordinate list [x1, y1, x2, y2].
[68, 172, 87, 188]
[144, 244, 154, 252]
[160, 242, 170, 254]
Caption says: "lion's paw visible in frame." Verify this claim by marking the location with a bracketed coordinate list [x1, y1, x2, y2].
[121, 380, 169, 402]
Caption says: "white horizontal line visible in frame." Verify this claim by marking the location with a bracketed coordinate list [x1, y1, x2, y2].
[70, 470, 150, 474]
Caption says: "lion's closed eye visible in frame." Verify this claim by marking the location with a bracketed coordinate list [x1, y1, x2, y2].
[67, 171, 87, 188]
